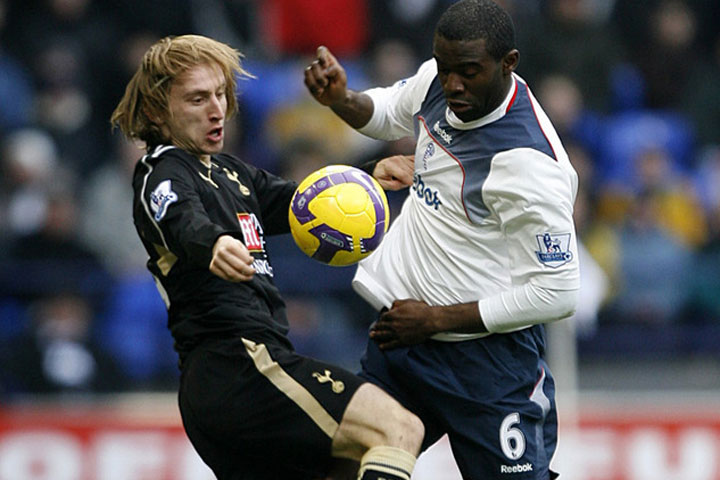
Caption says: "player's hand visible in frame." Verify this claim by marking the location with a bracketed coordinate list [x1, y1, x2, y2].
[374, 155, 414, 190]
[304, 46, 348, 107]
[369, 299, 439, 350]
[209, 234, 255, 282]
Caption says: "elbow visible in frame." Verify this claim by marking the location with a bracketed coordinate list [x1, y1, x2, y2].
[554, 288, 579, 321]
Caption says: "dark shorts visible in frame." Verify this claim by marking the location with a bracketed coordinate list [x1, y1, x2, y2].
[360, 324, 558, 480]
[178, 334, 365, 480]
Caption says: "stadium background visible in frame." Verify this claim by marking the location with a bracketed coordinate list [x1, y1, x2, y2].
[0, 0, 719, 478]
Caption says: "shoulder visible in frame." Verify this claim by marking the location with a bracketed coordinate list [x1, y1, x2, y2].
[136, 145, 196, 178]
[133, 146, 200, 199]
[408, 59, 438, 96]
[416, 58, 437, 79]
[485, 149, 576, 203]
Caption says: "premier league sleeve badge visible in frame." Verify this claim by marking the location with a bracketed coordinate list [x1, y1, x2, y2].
[535, 232, 574, 268]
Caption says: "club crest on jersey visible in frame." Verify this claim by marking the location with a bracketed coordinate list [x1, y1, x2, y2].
[422, 142, 435, 170]
[150, 179, 178, 221]
[535, 232, 573, 268]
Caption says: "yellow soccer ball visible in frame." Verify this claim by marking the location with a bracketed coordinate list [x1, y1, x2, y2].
[288, 165, 390, 266]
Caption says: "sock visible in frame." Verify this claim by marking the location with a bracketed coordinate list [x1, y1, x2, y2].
[357, 446, 416, 480]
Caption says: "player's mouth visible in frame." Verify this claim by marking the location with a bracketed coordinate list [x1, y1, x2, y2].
[446, 99, 473, 114]
[207, 126, 223, 143]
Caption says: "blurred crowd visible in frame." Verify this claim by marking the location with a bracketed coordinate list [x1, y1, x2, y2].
[0, 0, 719, 396]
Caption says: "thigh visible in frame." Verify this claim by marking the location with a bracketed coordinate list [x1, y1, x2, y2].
[179, 336, 365, 479]
[447, 358, 558, 480]
[442, 330, 558, 480]
[359, 337, 453, 452]
[363, 326, 558, 480]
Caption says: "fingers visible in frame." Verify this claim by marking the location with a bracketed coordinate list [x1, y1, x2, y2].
[375, 156, 414, 190]
[304, 62, 328, 97]
[210, 254, 255, 282]
[369, 325, 400, 350]
[210, 235, 255, 282]
[304, 45, 347, 105]
[370, 324, 403, 350]
[305, 46, 333, 87]
[376, 339, 402, 351]
[316, 45, 337, 68]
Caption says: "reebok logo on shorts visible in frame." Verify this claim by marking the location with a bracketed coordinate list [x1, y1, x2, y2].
[500, 462, 533, 474]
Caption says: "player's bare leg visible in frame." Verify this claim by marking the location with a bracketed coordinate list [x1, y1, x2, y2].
[331, 383, 424, 480]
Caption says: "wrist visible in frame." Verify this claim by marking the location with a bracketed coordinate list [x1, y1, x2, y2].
[434, 303, 488, 334]
[356, 158, 379, 176]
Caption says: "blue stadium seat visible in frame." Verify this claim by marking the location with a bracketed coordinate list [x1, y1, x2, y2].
[96, 274, 176, 385]
[596, 110, 695, 189]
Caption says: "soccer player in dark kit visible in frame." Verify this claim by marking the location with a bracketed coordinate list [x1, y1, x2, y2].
[111, 34, 423, 480]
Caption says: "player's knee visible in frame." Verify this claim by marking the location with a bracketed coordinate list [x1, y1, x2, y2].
[395, 407, 424, 453]
[375, 403, 424, 453]
[333, 384, 424, 458]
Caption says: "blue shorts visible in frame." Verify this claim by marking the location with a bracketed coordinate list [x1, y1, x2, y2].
[360, 324, 558, 480]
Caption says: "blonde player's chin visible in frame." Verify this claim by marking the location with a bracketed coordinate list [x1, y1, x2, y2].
[204, 141, 224, 153]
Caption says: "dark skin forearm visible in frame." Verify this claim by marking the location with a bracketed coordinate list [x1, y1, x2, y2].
[369, 299, 488, 350]
[329, 90, 374, 130]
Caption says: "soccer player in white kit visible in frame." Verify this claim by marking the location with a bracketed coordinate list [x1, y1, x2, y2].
[305, 1, 580, 478]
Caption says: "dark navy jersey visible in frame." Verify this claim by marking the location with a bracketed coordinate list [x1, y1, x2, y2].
[132, 145, 298, 356]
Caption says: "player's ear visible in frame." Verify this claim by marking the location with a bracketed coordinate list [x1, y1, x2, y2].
[502, 49, 519, 74]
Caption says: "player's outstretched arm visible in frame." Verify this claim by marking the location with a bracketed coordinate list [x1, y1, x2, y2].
[373, 155, 414, 191]
[304, 46, 374, 129]
[209, 234, 255, 282]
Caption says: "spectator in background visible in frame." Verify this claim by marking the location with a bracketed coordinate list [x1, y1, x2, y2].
[629, 0, 700, 110]
[3, 176, 112, 305]
[79, 135, 149, 276]
[366, 39, 419, 88]
[683, 202, 720, 324]
[263, 96, 363, 170]
[633, 146, 707, 248]
[607, 190, 692, 325]
[518, 0, 625, 112]
[188, 0, 261, 57]
[0, 0, 34, 135]
[3, 0, 124, 171]
[275, 136, 333, 183]
[32, 40, 106, 172]
[534, 73, 604, 158]
[682, 147, 720, 324]
[368, 0, 450, 58]
[0, 291, 127, 395]
[0, 129, 63, 245]
[681, 33, 720, 147]
[565, 142, 610, 336]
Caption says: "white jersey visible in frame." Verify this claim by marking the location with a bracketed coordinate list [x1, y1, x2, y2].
[352, 60, 580, 340]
